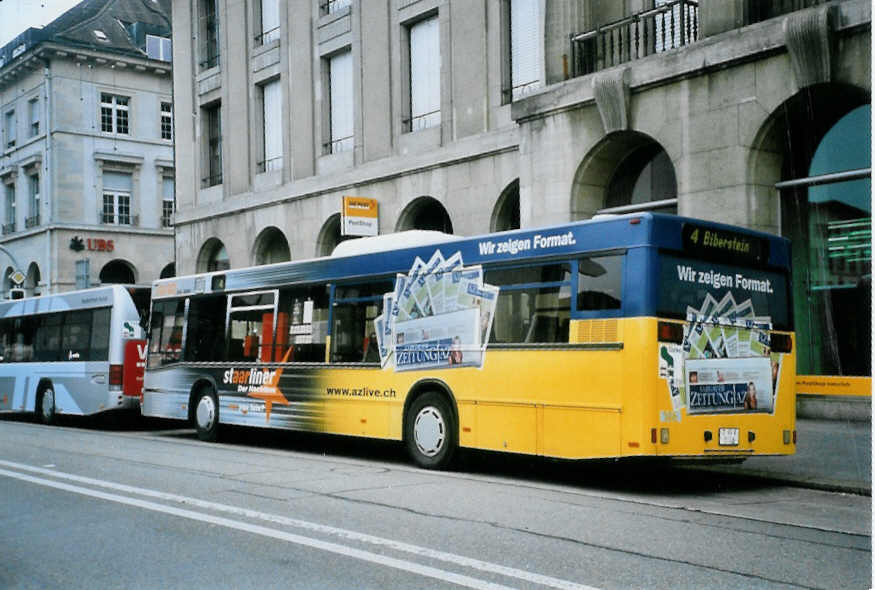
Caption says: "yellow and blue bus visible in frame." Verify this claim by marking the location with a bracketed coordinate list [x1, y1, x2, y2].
[142, 213, 795, 468]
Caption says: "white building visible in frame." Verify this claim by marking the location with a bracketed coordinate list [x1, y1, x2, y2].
[0, 0, 175, 296]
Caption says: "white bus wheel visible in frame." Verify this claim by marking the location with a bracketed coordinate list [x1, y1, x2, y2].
[37, 385, 56, 426]
[404, 392, 457, 470]
[194, 387, 220, 442]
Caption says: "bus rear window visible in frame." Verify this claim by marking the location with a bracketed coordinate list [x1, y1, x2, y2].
[658, 254, 792, 330]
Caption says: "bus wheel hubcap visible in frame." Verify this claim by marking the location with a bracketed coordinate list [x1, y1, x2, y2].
[42, 390, 54, 419]
[196, 395, 215, 430]
[414, 407, 445, 457]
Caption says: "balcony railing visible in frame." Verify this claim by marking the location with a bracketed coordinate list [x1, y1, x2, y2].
[320, 0, 351, 16]
[570, 0, 699, 78]
[1, 223, 15, 235]
[256, 156, 284, 173]
[255, 26, 280, 46]
[24, 214, 39, 228]
[201, 173, 223, 188]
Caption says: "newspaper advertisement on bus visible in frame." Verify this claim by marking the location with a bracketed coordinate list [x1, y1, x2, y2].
[374, 250, 498, 371]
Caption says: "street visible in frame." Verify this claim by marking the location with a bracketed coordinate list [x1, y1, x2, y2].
[0, 415, 870, 589]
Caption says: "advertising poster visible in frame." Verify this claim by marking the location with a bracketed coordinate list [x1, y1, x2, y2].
[686, 357, 774, 413]
[657, 256, 786, 420]
[379, 251, 498, 372]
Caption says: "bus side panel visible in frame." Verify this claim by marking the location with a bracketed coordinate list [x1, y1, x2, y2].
[0, 368, 38, 413]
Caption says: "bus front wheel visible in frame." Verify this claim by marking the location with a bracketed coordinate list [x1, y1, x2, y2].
[405, 392, 457, 470]
[36, 384, 56, 426]
[193, 387, 220, 442]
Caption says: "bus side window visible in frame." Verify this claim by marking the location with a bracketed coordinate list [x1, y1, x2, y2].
[330, 281, 391, 363]
[34, 313, 63, 362]
[10, 317, 36, 362]
[276, 286, 330, 363]
[184, 295, 226, 362]
[485, 263, 571, 344]
[91, 309, 111, 361]
[148, 300, 186, 368]
[577, 255, 623, 311]
[61, 310, 92, 362]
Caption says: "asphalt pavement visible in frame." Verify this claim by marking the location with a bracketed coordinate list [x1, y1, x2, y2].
[703, 417, 872, 495]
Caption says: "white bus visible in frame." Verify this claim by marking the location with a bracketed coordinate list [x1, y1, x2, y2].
[0, 285, 149, 423]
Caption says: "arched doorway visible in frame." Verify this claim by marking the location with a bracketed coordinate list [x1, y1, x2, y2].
[100, 260, 136, 284]
[315, 213, 359, 257]
[26, 262, 40, 296]
[758, 86, 871, 378]
[396, 196, 453, 233]
[491, 180, 520, 232]
[253, 226, 291, 265]
[160, 263, 175, 278]
[572, 131, 678, 219]
[197, 238, 230, 272]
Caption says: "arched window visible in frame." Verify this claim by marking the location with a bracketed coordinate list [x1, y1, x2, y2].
[253, 226, 291, 265]
[160, 263, 175, 278]
[100, 260, 136, 284]
[572, 131, 678, 220]
[492, 180, 520, 232]
[197, 238, 230, 272]
[604, 143, 677, 213]
[26, 262, 40, 296]
[396, 196, 453, 233]
[316, 213, 358, 257]
[779, 103, 871, 377]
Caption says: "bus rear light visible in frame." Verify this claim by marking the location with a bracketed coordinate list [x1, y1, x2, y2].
[704, 430, 713, 442]
[660, 428, 670, 444]
[629, 218, 641, 225]
[748, 431, 756, 443]
[651, 428, 657, 443]
[657, 321, 684, 343]
[109, 364, 123, 386]
[793, 430, 797, 444]
[770, 333, 792, 353]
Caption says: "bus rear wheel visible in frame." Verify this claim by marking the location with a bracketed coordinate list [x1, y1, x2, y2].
[36, 384, 56, 426]
[193, 387, 219, 442]
[405, 392, 457, 470]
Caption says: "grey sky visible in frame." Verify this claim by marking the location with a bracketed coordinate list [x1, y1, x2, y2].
[0, 0, 80, 47]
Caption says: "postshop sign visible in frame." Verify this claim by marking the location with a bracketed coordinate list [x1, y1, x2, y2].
[341, 196, 378, 237]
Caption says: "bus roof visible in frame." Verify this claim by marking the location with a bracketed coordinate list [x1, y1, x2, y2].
[0, 284, 136, 319]
[154, 214, 790, 298]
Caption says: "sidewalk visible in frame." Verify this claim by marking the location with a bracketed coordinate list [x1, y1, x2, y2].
[706, 417, 871, 495]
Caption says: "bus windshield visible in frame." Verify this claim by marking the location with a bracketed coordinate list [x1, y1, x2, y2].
[658, 253, 792, 331]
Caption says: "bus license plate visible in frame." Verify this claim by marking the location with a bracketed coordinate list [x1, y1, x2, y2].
[719, 428, 739, 446]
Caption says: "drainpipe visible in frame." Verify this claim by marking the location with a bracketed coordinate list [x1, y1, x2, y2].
[43, 58, 52, 293]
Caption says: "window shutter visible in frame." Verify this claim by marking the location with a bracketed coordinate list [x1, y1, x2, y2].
[263, 80, 283, 168]
[162, 177, 175, 201]
[510, 0, 539, 100]
[103, 172, 132, 192]
[329, 50, 353, 150]
[409, 16, 440, 129]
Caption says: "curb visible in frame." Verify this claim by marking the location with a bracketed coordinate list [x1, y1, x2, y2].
[690, 464, 871, 496]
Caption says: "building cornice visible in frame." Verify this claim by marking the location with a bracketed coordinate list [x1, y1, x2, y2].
[0, 224, 174, 244]
[0, 41, 171, 88]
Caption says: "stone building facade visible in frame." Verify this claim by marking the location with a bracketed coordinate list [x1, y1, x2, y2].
[172, 0, 870, 381]
[0, 0, 175, 295]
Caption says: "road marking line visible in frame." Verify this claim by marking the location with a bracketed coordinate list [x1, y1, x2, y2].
[0, 467, 512, 590]
[0, 460, 599, 590]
